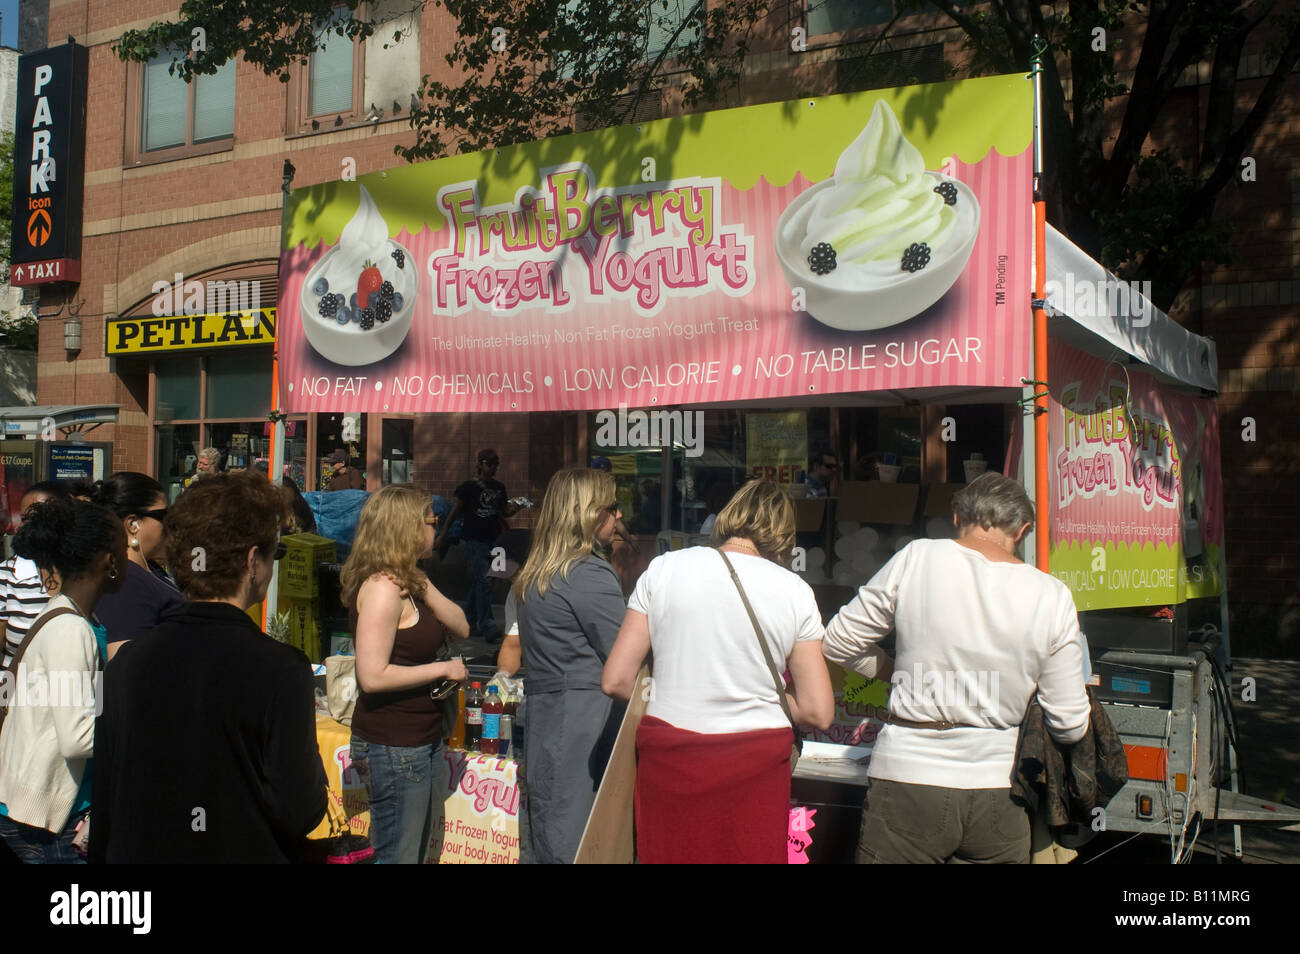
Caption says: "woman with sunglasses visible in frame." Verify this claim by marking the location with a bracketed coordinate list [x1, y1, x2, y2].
[89, 472, 184, 663]
[514, 468, 627, 863]
[90, 472, 328, 862]
[341, 485, 469, 863]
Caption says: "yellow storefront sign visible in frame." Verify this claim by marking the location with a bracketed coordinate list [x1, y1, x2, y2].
[106, 309, 276, 355]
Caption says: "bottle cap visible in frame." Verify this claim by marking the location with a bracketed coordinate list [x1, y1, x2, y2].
[488, 685, 499, 693]
[471, 681, 482, 688]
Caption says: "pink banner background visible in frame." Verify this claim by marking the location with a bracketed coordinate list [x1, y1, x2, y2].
[278, 151, 1032, 412]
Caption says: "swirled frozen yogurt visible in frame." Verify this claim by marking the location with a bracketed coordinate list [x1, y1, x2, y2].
[300, 185, 418, 366]
[775, 99, 980, 331]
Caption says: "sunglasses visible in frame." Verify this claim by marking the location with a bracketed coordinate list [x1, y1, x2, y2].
[481, 458, 500, 467]
[822, 461, 839, 470]
[138, 508, 168, 521]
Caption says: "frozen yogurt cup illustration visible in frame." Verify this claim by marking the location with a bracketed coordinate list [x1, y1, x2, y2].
[300, 185, 417, 366]
[776, 99, 980, 331]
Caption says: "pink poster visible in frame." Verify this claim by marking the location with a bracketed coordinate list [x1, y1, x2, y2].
[277, 76, 1033, 413]
[1047, 339, 1224, 608]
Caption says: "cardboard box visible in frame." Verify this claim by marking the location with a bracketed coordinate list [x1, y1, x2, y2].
[279, 532, 337, 600]
[835, 481, 919, 525]
[794, 498, 826, 532]
[280, 595, 322, 661]
[923, 483, 965, 518]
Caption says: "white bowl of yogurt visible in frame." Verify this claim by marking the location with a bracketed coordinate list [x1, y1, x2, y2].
[775, 100, 981, 332]
[300, 185, 418, 366]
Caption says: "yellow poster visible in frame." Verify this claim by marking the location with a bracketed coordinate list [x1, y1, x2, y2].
[429, 752, 522, 864]
[746, 412, 808, 485]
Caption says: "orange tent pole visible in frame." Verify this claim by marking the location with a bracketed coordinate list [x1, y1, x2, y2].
[1032, 198, 1049, 571]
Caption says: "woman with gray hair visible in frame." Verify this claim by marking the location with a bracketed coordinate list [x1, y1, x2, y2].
[822, 472, 1090, 864]
[185, 448, 222, 487]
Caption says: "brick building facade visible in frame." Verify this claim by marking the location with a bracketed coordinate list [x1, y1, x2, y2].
[24, 1, 1300, 653]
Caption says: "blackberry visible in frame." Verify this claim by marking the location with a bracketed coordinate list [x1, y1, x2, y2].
[312, 276, 330, 296]
[359, 308, 375, 330]
[808, 242, 837, 276]
[933, 181, 958, 206]
[901, 242, 931, 273]
[318, 293, 341, 319]
[391, 292, 404, 311]
[374, 299, 393, 323]
[391, 248, 405, 269]
[380, 280, 394, 300]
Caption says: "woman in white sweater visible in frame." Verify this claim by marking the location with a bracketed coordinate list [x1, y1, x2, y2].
[0, 499, 126, 863]
[822, 472, 1090, 864]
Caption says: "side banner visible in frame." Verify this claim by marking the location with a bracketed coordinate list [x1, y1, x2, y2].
[1047, 339, 1224, 609]
[278, 74, 1033, 412]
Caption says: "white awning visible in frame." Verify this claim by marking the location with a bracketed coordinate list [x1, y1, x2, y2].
[1045, 224, 1218, 393]
[0, 404, 121, 439]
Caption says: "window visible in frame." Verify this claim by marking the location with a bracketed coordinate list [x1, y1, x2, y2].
[288, 1, 420, 135]
[130, 52, 235, 163]
[808, 0, 894, 34]
[836, 43, 946, 92]
[309, 8, 359, 117]
[646, 0, 700, 59]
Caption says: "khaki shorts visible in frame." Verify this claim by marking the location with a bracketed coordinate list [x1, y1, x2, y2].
[856, 777, 1031, 864]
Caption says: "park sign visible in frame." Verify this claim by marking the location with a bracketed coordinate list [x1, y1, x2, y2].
[10, 42, 89, 287]
[278, 74, 1033, 412]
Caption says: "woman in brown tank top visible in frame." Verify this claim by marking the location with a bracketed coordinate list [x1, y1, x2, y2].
[340, 486, 469, 864]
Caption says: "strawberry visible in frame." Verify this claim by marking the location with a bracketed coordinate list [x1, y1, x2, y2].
[356, 260, 384, 310]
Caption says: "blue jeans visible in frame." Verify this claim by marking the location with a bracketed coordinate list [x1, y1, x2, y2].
[349, 736, 444, 864]
[0, 811, 86, 864]
[463, 539, 498, 637]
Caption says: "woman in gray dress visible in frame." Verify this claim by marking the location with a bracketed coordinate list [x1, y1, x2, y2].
[514, 468, 626, 863]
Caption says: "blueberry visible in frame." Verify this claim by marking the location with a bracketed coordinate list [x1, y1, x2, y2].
[349, 292, 358, 310]
[313, 277, 329, 296]
[391, 292, 404, 311]
[335, 306, 350, 325]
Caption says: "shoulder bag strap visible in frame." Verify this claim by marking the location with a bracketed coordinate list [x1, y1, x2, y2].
[0, 606, 80, 737]
[717, 549, 799, 735]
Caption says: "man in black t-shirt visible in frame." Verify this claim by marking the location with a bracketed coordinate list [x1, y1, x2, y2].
[436, 449, 519, 642]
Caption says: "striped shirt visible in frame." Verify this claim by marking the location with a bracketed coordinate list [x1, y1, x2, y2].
[0, 555, 51, 668]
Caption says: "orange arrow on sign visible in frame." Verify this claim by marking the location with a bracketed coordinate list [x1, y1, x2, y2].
[27, 208, 52, 247]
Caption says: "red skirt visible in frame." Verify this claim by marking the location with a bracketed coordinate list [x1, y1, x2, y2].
[634, 715, 792, 864]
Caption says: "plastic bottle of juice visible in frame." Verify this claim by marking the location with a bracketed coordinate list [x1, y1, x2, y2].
[481, 685, 503, 756]
[464, 682, 484, 752]
[447, 686, 467, 749]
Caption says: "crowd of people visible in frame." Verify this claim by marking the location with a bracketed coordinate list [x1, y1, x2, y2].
[0, 451, 1091, 864]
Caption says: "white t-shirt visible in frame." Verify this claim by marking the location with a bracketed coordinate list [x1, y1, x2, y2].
[823, 538, 1091, 789]
[627, 546, 824, 734]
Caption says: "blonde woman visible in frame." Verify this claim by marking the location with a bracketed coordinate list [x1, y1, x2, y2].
[603, 479, 835, 863]
[341, 485, 469, 864]
[514, 468, 626, 864]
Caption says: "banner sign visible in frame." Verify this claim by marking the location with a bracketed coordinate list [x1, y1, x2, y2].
[278, 74, 1032, 412]
[1047, 339, 1224, 609]
[106, 309, 276, 355]
[10, 43, 88, 286]
[430, 752, 522, 864]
